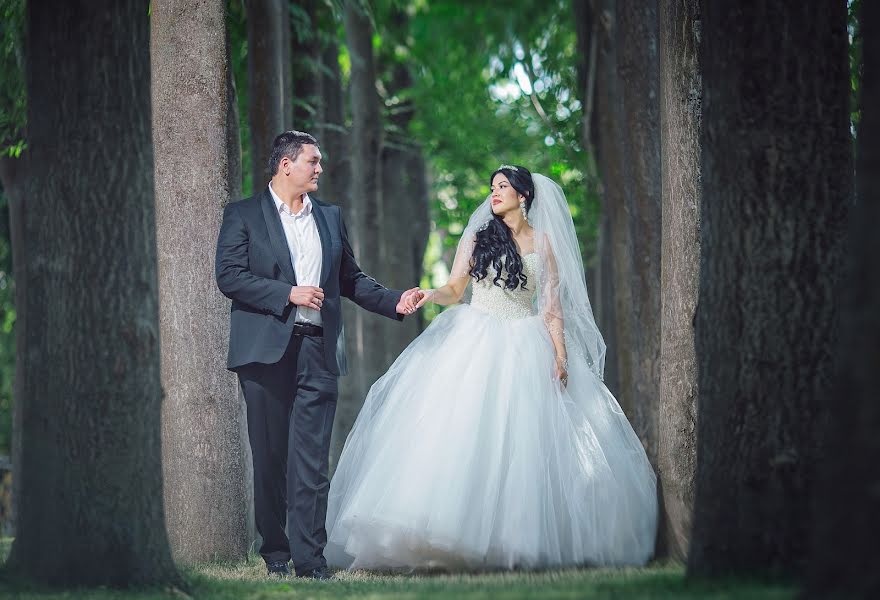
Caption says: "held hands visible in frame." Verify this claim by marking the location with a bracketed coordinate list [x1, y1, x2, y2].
[397, 287, 425, 316]
[289, 286, 324, 310]
[415, 289, 436, 309]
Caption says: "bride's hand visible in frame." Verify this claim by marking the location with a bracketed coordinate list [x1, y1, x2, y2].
[554, 357, 568, 388]
[415, 289, 436, 309]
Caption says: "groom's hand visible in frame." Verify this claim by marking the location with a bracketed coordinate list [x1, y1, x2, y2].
[289, 286, 324, 310]
[396, 287, 423, 315]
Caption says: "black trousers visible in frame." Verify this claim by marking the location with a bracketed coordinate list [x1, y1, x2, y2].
[238, 331, 338, 573]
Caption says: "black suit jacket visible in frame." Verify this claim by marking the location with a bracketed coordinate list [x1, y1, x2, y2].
[215, 188, 403, 375]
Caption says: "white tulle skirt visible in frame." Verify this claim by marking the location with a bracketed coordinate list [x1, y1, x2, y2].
[325, 304, 658, 571]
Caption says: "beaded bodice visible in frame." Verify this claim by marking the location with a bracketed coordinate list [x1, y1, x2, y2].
[470, 252, 539, 321]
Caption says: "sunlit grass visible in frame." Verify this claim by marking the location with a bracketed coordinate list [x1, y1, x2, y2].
[0, 538, 796, 599]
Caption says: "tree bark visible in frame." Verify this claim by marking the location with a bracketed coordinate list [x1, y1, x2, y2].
[572, 0, 620, 394]
[6, 0, 180, 586]
[151, 0, 252, 564]
[593, 0, 627, 400]
[658, 0, 701, 562]
[381, 144, 428, 361]
[291, 0, 322, 130]
[318, 35, 359, 473]
[247, 0, 286, 189]
[227, 24, 243, 204]
[317, 39, 349, 207]
[226, 15, 255, 548]
[280, 0, 292, 128]
[0, 155, 25, 540]
[688, 0, 851, 578]
[381, 10, 425, 361]
[804, 1, 878, 597]
[617, 0, 662, 473]
[340, 0, 386, 450]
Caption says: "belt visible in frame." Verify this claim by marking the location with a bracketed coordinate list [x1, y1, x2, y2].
[292, 322, 324, 337]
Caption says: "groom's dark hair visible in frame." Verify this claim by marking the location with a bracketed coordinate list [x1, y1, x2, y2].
[268, 130, 320, 176]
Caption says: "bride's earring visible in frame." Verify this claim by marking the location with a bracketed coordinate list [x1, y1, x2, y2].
[519, 199, 529, 223]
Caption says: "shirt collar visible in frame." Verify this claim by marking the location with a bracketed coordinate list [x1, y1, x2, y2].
[268, 183, 312, 217]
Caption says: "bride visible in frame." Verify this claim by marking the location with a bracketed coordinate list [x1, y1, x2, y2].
[324, 166, 657, 571]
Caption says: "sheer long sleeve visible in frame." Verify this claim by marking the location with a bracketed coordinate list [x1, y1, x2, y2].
[425, 233, 475, 306]
[538, 236, 567, 366]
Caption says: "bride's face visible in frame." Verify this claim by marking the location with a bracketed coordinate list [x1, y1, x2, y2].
[490, 174, 523, 217]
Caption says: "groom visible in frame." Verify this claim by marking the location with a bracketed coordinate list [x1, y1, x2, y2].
[215, 131, 420, 579]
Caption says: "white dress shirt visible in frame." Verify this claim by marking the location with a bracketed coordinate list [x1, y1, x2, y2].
[268, 183, 323, 326]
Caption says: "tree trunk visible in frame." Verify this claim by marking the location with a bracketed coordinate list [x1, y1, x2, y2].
[381, 145, 427, 361]
[151, 0, 252, 564]
[593, 0, 627, 400]
[617, 0, 662, 472]
[572, 0, 620, 393]
[616, 1, 664, 557]
[658, 0, 701, 562]
[280, 0, 292, 128]
[688, 0, 851, 578]
[572, 0, 599, 158]
[340, 0, 386, 450]
[247, 0, 286, 189]
[381, 11, 425, 361]
[408, 151, 431, 334]
[0, 156, 25, 540]
[6, 0, 180, 586]
[226, 14, 255, 548]
[291, 0, 322, 130]
[318, 35, 359, 473]
[317, 39, 348, 206]
[227, 24, 243, 204]
[804, 2, 878, 597]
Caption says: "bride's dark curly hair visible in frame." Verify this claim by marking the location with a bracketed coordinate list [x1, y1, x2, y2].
[469, 165, 535, 290]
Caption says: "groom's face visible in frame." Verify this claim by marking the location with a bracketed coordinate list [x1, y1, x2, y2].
[284, 144, 323, 193]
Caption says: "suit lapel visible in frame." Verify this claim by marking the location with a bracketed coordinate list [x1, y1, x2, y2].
[310, 199, 332, 286]
[260, 189, 298, 286]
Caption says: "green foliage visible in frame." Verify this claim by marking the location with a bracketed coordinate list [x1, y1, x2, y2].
[395, 0, 599, 299]
[0, 0, 21, 456]
[0, 0, 25, 157]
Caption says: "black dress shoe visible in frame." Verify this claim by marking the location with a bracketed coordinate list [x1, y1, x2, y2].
[266, 560, 291, 578]
[297, 566, 332, 580]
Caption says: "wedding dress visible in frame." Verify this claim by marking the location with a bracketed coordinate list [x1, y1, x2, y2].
[324, 174, 657, 571]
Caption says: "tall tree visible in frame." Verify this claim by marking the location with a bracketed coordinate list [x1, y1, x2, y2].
[340, 0, 386, 440]
[151, 0, 252, 563]
[313, 5, 348, 207]
[247, 0, 287, 189]
[280, 0, 292, 128]
[319, 26, 359, 472]
[571, 0, 608, 356]
[0, 154, 24, 537]
[6, 0, 180, 586]
[290, 0, 322, 130]
[380, 6, 428, 360]
[616, 0, 662, 474]
[805, 1, 878, 597]
[688, 1, 851, 578]
[589, 0, 663, 553]
[591, 0, 629, 401]
[658, 0, 701, 561]
[0, 0, 25, 532]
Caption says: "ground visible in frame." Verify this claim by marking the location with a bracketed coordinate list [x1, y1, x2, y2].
[0, 538, 796, 598]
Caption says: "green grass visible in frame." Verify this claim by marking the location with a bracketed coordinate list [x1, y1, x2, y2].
[0, 538, 796, 599]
